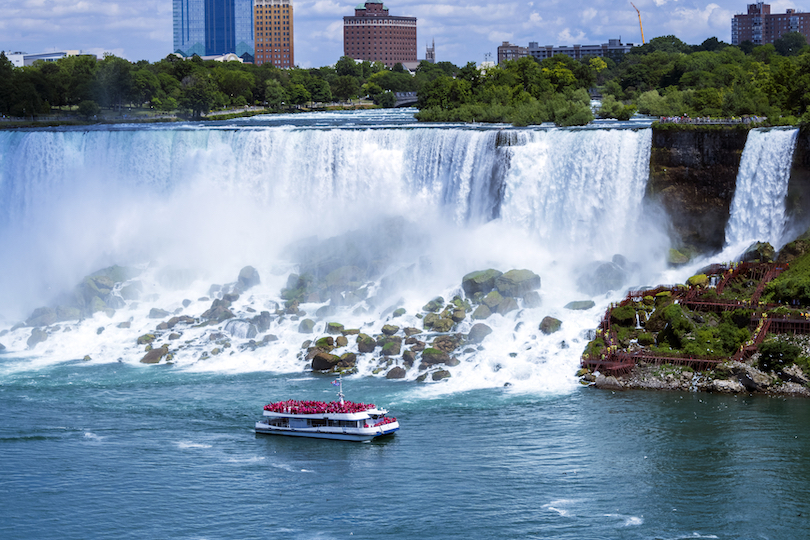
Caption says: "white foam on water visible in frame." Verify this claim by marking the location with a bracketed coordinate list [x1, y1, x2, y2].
[176, 441, 213, 449]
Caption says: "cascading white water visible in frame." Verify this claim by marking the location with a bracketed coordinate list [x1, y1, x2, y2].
[725, 128, 799, 248]
[0, 121, 663, 393]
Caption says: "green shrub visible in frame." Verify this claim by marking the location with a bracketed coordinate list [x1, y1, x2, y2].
[758, 340, 801, 371]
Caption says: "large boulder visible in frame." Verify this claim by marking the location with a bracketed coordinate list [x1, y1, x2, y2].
[740, 241, 775, 263]
[467, 323, 492, 344]
[522, 291, 542, 308]
[311, 352, 341, 371]
[432, 370, 451, 381]
[140, 346, 169, 364]
[577, 262, 626, 296]
[223, 319, 258, 340]
[432, 334, 462, 353]
[237, 266, 261, 290]
[421, 348, 450, 365]
[27, 328, 48, 349]
[594, 374, 623, 390]
[386, 366, 407, 379]
[495, 269, 541, 297]
[357, 333, 377, 353]
[539, 316, 562, 335]
[497, 296, 519, 315]
[461, 269, 503, 297]
[26, 307, 57, 327]
[565, 300, 595, 311]
[298, 319, 315, 333]
[378, 336, 402, 356]
[472, 304, 492, 320]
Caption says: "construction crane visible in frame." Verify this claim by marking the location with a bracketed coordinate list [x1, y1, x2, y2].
[631, 2, 645, 44]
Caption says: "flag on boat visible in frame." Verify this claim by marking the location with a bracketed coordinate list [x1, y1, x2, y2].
[332, 380, 340, 386]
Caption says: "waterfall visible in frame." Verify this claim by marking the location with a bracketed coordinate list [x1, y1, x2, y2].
[725, 128, 799, 248]
[0, 122, 660, 392]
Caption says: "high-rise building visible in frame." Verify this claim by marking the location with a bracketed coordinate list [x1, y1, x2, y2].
[173, 0, 254, 61]
[254, 0, 294, 67]
[527, 39, 635, 61]
[343, 1, 417, 68]
[731, 3, 810, 46]
[497, 42, 527, 65]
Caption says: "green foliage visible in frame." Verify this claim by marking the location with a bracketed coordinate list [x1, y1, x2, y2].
[763, 250, 810, 305]
[758, 339, 801, 371]
[77, 100, 100, 118]
[597, 94, 637, 120]
[610, 305, 637, 326]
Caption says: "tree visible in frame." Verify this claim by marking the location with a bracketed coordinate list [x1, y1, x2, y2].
[179, 72, 218, 119]
[264, 79, 287, 108]
[77, 100, 101, 118]
[774, 32, 808, 57]
[335, 56, 360, 77]
[287, 83, 311, 106]
[331, 75, 360, 101]
[94, 54, 133, 110]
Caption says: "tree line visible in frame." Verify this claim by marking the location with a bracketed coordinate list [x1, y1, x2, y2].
[415, 33, 810, 126]
[0, 31, 808, 126]
[0, 52, 462, 120]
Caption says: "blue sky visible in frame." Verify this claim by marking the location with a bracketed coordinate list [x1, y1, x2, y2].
[0, 0, 799, 67]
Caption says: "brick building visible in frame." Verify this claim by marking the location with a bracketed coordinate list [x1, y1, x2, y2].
[731, 2, 810, 45]
[343, 0, 417, 68]
[497, 42, 527, 65]
[254, 0, 294, 67]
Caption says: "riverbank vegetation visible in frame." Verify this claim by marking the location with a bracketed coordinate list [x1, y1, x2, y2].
[0, 32, 808, 126]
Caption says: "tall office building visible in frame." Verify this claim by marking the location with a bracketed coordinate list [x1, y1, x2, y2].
[731, 2, 810, 45]
[343, 0, 417, 68]
[173, 0, 254, 61]
[254, 0, 294, 67]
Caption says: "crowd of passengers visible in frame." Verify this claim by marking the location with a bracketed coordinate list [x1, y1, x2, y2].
[264, 399, 376, 414]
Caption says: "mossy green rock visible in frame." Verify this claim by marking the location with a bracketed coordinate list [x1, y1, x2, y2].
[667, 248, 690, 266]
[740, 241, 775, 263]
[432, 369, 451, 381]
[687, 273, 709, 287]
[392, 308, 406, 317]
[298, 319, 315, 333]
[495, 269, 541, 297]
[315, 336, 334, 350]
[539, 316, 562, 335]
[381, 340, 402, 356]
[472, 304, 492, 320]
[451, 309, 466, 322]
[335, 336, 348, 348]
[140, 346, 169, 364]
[326, 322, 344, 335]
[564, 300, 595, 311]
[421, 348, 450, 365]
[382, 324, 399, 335]
[357, 333, 377, 353]
[497, 296, 519, 315]
[422, 297, 445, 313]
[483, 290, 504, 309]
[461, 269, 503, 296]
[137, 334, 156, 345]
[311, 352, 341, 371]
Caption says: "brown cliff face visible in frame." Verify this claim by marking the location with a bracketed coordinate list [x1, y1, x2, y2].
[786, 128, 810, 236]
[647, 126, 749, 254]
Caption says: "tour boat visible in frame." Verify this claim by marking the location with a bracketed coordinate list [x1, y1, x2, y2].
[255, 378, 399, 442]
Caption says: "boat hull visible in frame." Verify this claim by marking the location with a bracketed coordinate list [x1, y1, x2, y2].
[255, 422, 398, 442]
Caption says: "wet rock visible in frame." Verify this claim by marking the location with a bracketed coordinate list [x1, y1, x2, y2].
[182, 299, 192, 308]
[422, 297, 445, 313]
[149, 308, 171, 319]
[686, 274, 709, 287]
[315, 305, 337, 318]
[392, 308, 406, 317]
[472, 305, 492, 320]
[26, 307, 57, 327]
[432, 334, 462, 353]
[539, 316, 562, 335]
[117, 321, 131, 329]
[298, 318, 315, 333]
[403, 327, 420, 336]
[461, 269, 503, 296]
[237, 266, 261, 291]
[357, 333, 377, 353]
[565, 300, 595, 311]
[451, 309, 466, 322]
[386, 366, 407, 379]
[467, 323, 493, 344]
[326, 322, 344, 334]
[379, 336, 402, 356]
[483, 290, 503, 309]
[495, 269, 541, 297]
[56, 305, 82, 322]
[402, 350, 416, 367]
[168, 333, 181, 340]
[409, 340, 426, 353]
[497, 296, 519, 315]
[27, 328, 48, 349]
[96, 327, 104, 335]
[432, 369, 451, 381]
[140, 346, 169, 364]
[578, 262, 626, 296]
[382, 324, 399, 336]
[594, 374, 623, 390]
[422, 348, 450, 365]
[311, 352, 341, 371]
[120, 282, 143, 301]
[262, 334, 279, 343]
[339, 352, 357, 368]
[137, 334, 156, 345]
[712, 379, 744, 393]
[740, 241, 775, 263]
[667, 248, 690, 266]
[315, 336, 335, 350]
[522, 291, 542, 308]
[341, 328, 360, 336]
[224, 319, 258, 340]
